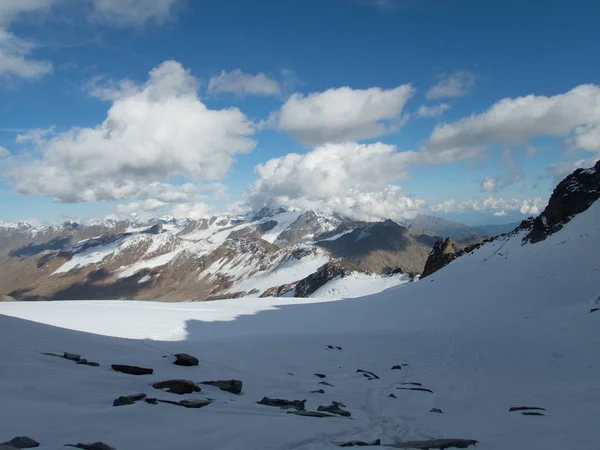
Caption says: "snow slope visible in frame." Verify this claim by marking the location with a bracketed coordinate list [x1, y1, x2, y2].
[1, 202, 600, 449]
[308, 272, 412, 299]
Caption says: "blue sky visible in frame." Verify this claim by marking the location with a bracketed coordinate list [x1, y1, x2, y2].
[1, 0, 599, 226]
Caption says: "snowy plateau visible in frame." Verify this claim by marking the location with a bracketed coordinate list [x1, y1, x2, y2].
[1, 188, 600, 448]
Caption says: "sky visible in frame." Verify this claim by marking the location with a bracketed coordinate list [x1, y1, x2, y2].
[0, 0, 599, 227]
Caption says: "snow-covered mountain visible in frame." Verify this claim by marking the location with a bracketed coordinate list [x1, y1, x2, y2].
[0, 207, 436, 301]
[0, 162, 598, 449]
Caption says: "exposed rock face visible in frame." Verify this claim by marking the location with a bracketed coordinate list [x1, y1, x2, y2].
[421, 238, 458, 278]
[525, 160, 600, 243]
[294, 260, 357, 297]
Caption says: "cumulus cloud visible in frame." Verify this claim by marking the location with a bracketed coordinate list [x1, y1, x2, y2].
[170, 201, 213, 220]
[8, 60, 256, 202]
[422, 84, 600, 163]
[247, 142, 423, 221]
[83, 75, 140, 101]
[479, 171, 524, 192]
[432, 196, 545, 216]
[272, 84, 414, 145]
[207, 69, 281, 97]
[417, 103, 449, 118]
[426, 71, 475, 100]
[111, 198, 168, 220]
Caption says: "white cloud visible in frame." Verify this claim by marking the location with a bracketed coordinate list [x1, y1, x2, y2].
[89, 0, 180, 26]
[9, 60, 256, 202]
[417, 103, 449, 117]
[432, 196, 545, 216]
[207, 69, 281, 97]
[547, 158, 598, 184]
[0, 28, 52, 80]
[273, 84, 414, 145]
[480, 176, 497, 192]
[426, 71, 475, 100]
[493, 210, 507, 217]
[83, 75, 140, 101]
[111, 198, 168, 220]
[170, 202, 213, 220]
[247, 142, 423, 221]
[0, 146, 10, 158]
[422, 84, 600, 163]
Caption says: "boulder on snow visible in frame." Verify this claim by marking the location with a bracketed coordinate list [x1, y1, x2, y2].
[0, 436, 40, 448]
[314, 373, 327, 378]
[113, 393, 147, 407]
[257, 397, 306, 411]
[111, 364, 153, 375]
[386, 438, 479, 449]
[63, 352, 81, 361]
[173, 353, 199, 367]
[144, 398, 212, 409]
[391, 365, 402, 370]
[200, 379, 242, 394]
[509, 406, 546, 412]
[65, 442, 115, 450]
[335, 439, 381, 447]
[317, 402, 351, 417]
[430, 408, 443, 414]
[152, 380, 201, 395]
[356, 369, 379, 380]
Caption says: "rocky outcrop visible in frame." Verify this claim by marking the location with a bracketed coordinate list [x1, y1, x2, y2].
[294, 260, 357, 297]
[421, 238, 458, 278]
[524, 160, 600, 243]
[200, 379, 243, 394]
[0, 436, 40, 448]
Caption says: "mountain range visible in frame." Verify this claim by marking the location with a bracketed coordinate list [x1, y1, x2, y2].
[0, 209, 514, 302]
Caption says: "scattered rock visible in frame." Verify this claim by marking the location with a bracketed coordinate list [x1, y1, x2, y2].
[509, 406, 546, 412]
[396, 387, 433, 393]
[0, 436, 40, 448]
[113, 393, 147, 407]
[200, 379, 242, 394]
[391, 365, 402, 370]
[173, 353, 199, 367]
[314, 373, 327, 378]
[152, 380, 201, 395]
[257, 397, 306, 411]
[327, 345, 343, 350]
[287, 410, 335, 418]
[335, 439, 381, 447]
[63, 352, 81, 361]
[318, 402, 351, 417]
[386, 438, 479, 449]
[521, 412, 545, 416]
[65, 442, 115, 450]
[144, 398, 212, 409]
[310, 389, 326, 394]
[111, 364, 153, 375]
[319, 381, 334, 387]
[356, 369, 379, 380]
[430, 408, 443, 414]
[388, 393, 397, 399]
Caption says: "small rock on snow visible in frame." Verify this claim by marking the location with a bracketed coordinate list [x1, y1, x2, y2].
[0, 436, 40, 448]
[111, 364, 153, 375]
[173, 353, 199, 367]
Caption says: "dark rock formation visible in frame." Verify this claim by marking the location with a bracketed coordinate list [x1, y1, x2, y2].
[335, 439, 381, 447]
[40, 352, 99, 367]
[509, 406, 546, 412]
[295, 261, 358, 297]
[525, 160, 600, 243]
[430, 408, 443, 414]
[200, 379, 242, 394]
[401, 382, 422, 386]
[356, 369, 379, 380]
[63, 352, 81, 361]
[257, 397, 306, 410]
[327, 345, 342, 350]
[111, 364, 153, 375]
[391, 365, 402, 370]
[388, 393, 397, 399]
[152, 380, 201, 395]
[310, 389, 326, 394]
[0, 436, 40, 448]
[314, 373, 327, 378]
[113, 393, 147, 407]
[386, 438, 479, 449]
[173, 353, 199, 367]
[317, 401, 351, 417]
[319, 381, 334, 387]
[396, 387, 433, 393]
[522, 412, 545, 416]
[421, 238, 458, 278]
[144, 398, 212, 408]
[65, 443, 115, 450]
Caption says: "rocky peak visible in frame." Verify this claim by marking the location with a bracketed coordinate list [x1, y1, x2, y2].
[252, 206, 288, 221]
[524, 160, 600, 243]
[421, 237, 458, 278]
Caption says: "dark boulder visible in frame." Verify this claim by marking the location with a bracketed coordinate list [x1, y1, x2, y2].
[356, 369, 379, 380]
[310, 389, 325, 394]
[152, 380, 201, 395]
[430, 408, 443, 414]
[111, 364, 153, 375]
[391, 365, 402, 370]
[421, 238, 458, 278]
[509, 406, 546, 412]
[63, 352, 81, 361]
[0, 436, 40, 448]
[386, 438, 479, 449]
[173, 353, 199, 367]
[314, 373, 327, 378]
[318, 401, 351, 417]
[113, 393, 147, 407]
[200, 379, 242, 394]
[257, 397, 306, 410]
